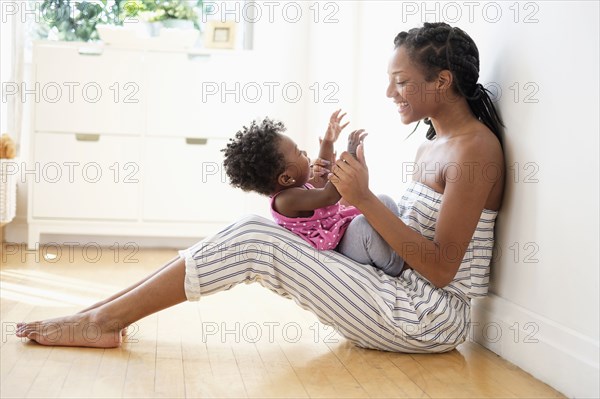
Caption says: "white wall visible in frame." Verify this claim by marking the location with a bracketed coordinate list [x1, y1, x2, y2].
[346, 1, 599, 397]
[4, 2, 599, 396]
[5, 2, 315, 247]
[5, 1, 364, 246]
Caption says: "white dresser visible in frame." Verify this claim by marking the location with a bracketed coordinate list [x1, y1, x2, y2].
[27, 41, 270, 249]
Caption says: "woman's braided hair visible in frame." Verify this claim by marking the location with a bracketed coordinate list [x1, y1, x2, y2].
[395, 22, 504, 142]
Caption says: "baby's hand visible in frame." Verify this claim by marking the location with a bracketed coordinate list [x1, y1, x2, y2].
[322, 109, 349, 143]
[347, 129, 368, 158]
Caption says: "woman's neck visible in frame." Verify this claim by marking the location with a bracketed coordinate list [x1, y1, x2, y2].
[429, 97, 478, 139]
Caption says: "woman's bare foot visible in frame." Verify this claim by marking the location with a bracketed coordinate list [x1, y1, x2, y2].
[17, 320, 128, 337]
[17, 255, 188, 348]
[71, 305, 129, 337]
[61, 255, 181, 338]
[72, 308, 129, 337]
[16, 311, 122, 348]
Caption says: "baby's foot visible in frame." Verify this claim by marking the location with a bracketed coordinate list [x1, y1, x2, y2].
[347, 129, 367, 158]
[16, 312, 122, 348]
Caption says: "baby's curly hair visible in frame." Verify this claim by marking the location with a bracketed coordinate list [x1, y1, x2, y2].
[222, 118, 287, 196]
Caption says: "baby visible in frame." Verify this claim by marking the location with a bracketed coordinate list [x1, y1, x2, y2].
[222, 111, 405, 277]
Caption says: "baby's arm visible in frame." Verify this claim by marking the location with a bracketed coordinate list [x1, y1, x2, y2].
[273, 184, 341, 218]
[309, 110, 348, 188]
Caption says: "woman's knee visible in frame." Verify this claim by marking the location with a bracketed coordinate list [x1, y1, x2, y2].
[233, 214, 274, 228]
[222, 214, 311, 255]
[221, 214, 280, 239]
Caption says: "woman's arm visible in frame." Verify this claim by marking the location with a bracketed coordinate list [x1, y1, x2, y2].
[330, 137, 501, 288]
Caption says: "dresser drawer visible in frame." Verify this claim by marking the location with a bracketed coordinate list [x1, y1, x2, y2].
[142, 136, 262, 222]
[145, 52, 262, 139]
[31, 132, 141, 220]
[34, 44, 145, 135]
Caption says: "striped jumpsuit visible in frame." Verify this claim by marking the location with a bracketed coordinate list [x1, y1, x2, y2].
[178, 180, 498, 353]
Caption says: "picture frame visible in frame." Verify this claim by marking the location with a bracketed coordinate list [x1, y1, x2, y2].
[203, 21, 237, 49]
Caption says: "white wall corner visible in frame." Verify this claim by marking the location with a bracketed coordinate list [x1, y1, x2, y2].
[471, 294, 600, 398]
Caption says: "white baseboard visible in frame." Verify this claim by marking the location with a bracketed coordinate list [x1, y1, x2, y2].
[2, 219, 200, 249]
[471, 294, 599, 398]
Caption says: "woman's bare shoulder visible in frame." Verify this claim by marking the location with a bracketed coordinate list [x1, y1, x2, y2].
[451, 124, 503, 163]
[414, 138, 433, 161]
[448, 125, 505, 210]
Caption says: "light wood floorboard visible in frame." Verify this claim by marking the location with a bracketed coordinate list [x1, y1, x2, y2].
[0, 244, 565, 398]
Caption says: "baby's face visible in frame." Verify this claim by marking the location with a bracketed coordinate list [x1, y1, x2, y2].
[278, 134, 311, 186]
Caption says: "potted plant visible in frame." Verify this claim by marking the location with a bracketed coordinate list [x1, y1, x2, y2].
[34, 0, 204, 42]
[127, 0, 204, 47]
[36, 0, 126, 41]
[136, 0, 204, 33]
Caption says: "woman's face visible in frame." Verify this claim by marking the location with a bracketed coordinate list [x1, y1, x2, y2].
[278, 134, 311, 187]
[386, 45, 440, 124]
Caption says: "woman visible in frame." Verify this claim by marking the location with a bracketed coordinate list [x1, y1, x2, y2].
[16, 22, 504, 353]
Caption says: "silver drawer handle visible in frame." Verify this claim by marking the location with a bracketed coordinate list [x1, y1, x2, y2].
[75, 133, 100, 142]
[78, 47, 103, 56]
[185, 137, 208, 145]
[187, 53, 210, 61]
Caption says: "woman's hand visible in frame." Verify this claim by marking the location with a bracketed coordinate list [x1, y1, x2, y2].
[329, 130, 371, 207]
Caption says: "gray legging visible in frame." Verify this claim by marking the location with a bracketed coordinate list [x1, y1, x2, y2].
[337, 194, 405, 277]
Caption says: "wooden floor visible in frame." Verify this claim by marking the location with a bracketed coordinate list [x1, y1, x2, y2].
[0, 243, 564, 398]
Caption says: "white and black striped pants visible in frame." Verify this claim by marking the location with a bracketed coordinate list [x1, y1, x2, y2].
[178, 215, 471, 353]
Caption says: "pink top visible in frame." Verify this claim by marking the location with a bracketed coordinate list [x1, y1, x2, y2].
[270, 183, 362, 250]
